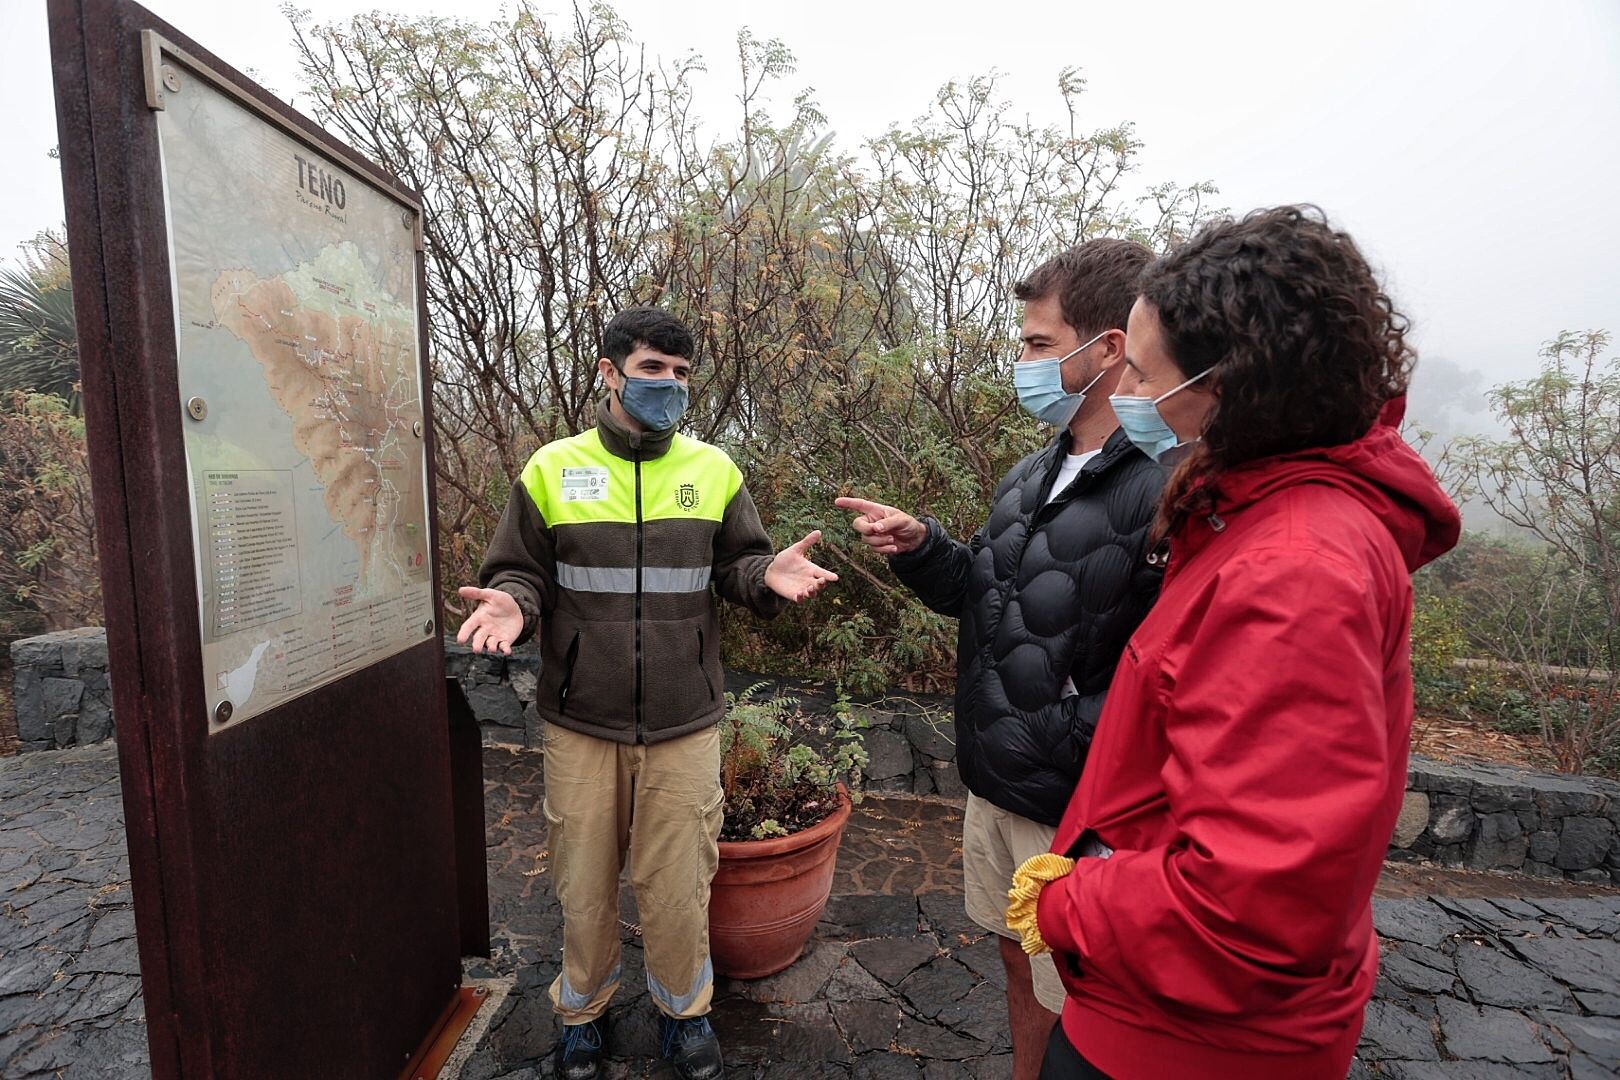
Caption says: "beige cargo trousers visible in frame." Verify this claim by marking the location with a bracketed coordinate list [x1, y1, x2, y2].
[542, 721, 725, 1024]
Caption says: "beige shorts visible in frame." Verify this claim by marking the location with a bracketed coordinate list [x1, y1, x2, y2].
[961, 792, 1065, 1013]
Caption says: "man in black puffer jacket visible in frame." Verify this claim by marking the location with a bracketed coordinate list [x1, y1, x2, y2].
[836, 239, 1164, 1080]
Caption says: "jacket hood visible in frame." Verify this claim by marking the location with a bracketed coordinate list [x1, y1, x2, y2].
[1204, 396, 1461, 572]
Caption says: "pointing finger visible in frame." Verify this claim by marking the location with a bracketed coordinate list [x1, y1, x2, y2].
[857, 511, 909, 538]
[835, 496, 892, 519]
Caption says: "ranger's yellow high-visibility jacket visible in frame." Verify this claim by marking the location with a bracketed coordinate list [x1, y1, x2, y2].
[479, 399, 786, 744]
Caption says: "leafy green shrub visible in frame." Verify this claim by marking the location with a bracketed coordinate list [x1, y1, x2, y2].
[717, 682, 868, 841]
[1410, 586, 1466, 714]
[1447, 331, 1619, 773]
[0, 392, 100, 634]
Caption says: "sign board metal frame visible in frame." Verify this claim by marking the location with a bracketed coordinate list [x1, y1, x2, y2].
[48, 1, 466, 1074]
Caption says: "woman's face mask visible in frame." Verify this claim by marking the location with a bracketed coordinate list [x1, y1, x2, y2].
[1108, 366, 1213, 462]
[1013, 330, 1109, 427]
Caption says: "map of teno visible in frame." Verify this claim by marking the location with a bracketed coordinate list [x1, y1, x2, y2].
[156, 72, 433, 730]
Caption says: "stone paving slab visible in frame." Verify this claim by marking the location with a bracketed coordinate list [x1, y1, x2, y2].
[1363, 898, 1620, 1077]
[0, 743, 144, 1079]
[468, 751, 1620, 1079]
[5, 743, 1620, 1078]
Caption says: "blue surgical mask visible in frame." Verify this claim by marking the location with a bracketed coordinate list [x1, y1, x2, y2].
[1013, 330, 1109, 426]
[617, 373, 689, 432]
[1109, 366, 1214, 462]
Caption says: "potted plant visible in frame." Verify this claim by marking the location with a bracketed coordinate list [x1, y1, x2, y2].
[707, 682, 868, 979]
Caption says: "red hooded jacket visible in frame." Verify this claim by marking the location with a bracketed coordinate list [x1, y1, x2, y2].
[1036, 404, 1461, 1078]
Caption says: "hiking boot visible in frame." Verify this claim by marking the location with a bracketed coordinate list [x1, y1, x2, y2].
[555, 1017, 605, 1080]
[659, 1014, 723, 1080]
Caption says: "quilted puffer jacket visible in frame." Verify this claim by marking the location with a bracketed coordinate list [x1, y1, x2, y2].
[889, 427, 1165, 825]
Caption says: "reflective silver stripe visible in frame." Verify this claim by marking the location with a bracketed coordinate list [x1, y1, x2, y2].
[555, 563, 712, 594]
[556, 564, 635, 593]
[558, 962, 622, 1011]
[647, 957, 713, 1016]
[646, 566, 713, 593]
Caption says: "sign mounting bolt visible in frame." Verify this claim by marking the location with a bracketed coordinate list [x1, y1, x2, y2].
[214, 700, 233, 725]
[412, 420, 423, 438]
[161, 65, 182, 93]
[423, 620, 434, 637]
[186, 396, 207, 421]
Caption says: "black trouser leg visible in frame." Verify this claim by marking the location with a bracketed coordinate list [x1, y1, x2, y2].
[1038, 1022, 1113, 1079]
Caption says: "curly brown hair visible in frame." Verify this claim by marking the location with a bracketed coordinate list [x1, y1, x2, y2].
[1138, 205, 1415, 535]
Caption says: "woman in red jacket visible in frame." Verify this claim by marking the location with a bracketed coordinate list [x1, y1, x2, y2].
[1006, 206, 1461, 1079]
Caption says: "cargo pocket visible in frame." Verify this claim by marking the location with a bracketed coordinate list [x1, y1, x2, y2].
[695, 786, 725, 902]
[543, 799, 569, 908]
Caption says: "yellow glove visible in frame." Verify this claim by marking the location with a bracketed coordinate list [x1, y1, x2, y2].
[1006, 852, 1076, 956]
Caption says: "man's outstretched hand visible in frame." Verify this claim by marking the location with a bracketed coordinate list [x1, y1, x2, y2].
[765, 531, 839, 602]
[834, 496, 927, 556]
[456, 586, 524, 655]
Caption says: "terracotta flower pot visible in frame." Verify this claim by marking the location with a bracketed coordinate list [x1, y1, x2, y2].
[708, 785, 852, 979]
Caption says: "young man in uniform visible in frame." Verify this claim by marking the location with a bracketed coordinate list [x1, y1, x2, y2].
[457, 306, 836, 1080]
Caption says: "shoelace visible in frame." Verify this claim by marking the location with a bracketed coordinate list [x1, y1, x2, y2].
[662, 1016, 713, 1057]
[562, 1021, 603, 1058]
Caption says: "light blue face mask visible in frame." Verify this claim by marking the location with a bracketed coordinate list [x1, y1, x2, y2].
[617, 373, 690, 432]
[1013, 330, 1110, 426]
[1109, 366, 1214, 462]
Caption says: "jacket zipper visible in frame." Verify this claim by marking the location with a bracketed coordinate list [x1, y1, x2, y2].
[1033, 436, 1108, 526]
[634, 453, 645, 744]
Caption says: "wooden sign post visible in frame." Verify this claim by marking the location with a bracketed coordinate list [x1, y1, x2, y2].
[48, 1, 480, 1074]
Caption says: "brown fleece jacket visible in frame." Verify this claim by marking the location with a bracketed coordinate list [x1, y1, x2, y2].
[478, 399, 786, 744]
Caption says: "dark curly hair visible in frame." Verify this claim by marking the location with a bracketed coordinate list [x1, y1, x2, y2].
[1138, 205, 1415, 535]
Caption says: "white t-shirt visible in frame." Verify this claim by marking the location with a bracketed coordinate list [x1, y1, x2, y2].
[1044, 448, 1100, 697]
[1044, 449, 1101, 507]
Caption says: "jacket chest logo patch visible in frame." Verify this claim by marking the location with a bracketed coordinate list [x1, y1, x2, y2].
[675, 483, 700, 511]
[561, 466, 611, 502]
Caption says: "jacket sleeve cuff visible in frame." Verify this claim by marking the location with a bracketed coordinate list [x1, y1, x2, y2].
[1035, 862, 1085, 958]
[887, 517, 945, 573]
[492, 581, 541, 644]
[751, 573, 791, 619]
